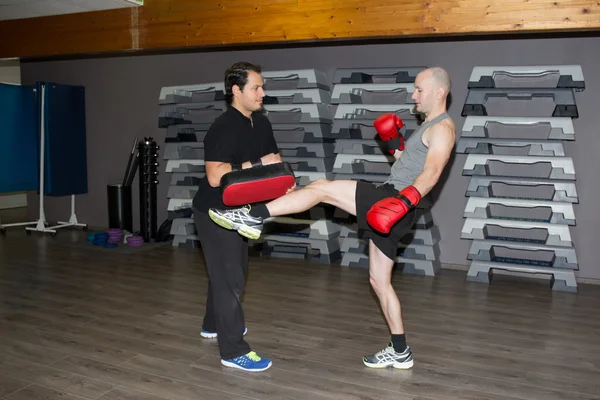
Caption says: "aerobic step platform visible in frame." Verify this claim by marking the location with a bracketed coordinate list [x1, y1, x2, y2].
[172, 234, 201, 248]
[334, 104, 419, 121]
[341, 251, 441, 276]
[263, 217, 341, 241]
[260, 235, 341, 264]
[262, 69, 330, 91]
[466, 261, 577, 292]
[263, 89, 331, 105]
[163, 143, 204, 160]
[461, 88, 578, 118]
[276, 143, 335, 158]
[272, 124, 335, 143]
[462, 154, 575, 180]
[331, 118, 419, 140]
[262, 104, 333, 124]
[457, 138, 565, 157]
[333, 67, 426, 84]
[170, 173, 205, 186]
[461, 218, 573, 247]
[165, 159, 205, 173]
[330, 83, 416, 104]
[167, 186, 198, 200]
[158, 101, 227, 127]
[159, 82, 225, 104]
[334, 139, 388, 156]
[165, 124, 211, 143]
[465, 176, 578, 203]
[341, 236, 440, 261]
[170, 218, 196, 236]
[461, 116, 575, 141]
[332, 154, 394, 175]
[463, 197, 576, 225]
[467, 65, 585, 91]
[467, 239, 578, 270]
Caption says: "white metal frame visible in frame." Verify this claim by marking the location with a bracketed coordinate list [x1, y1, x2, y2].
[0, 83, 87, 235]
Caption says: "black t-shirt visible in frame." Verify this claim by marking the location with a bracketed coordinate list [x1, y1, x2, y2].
[192, 106, 279, 213]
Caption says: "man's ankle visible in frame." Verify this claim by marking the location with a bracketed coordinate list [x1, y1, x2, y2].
[391, 333, 407, 353]
[249, 204, 270, 219]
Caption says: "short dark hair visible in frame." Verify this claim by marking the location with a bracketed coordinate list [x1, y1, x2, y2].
[224, 62, 262, 104]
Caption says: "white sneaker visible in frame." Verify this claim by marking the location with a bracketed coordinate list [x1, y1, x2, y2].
[363, 342, 414, 369]
[208, 205, 264, 240]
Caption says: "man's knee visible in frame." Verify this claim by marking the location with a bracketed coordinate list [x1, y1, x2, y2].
[369, 275, 382, 292]
[307, 178, 331, 188]
[306, 178, 333, 196]
[369, 271, 393, 293]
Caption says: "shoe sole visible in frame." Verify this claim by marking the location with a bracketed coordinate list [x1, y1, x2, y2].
[362, 359, 414, 370]
[208, 209, 261, 240]
[201, 327, 248, 339]
[221, 359, 272, 372]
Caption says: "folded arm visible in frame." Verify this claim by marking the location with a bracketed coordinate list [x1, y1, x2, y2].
[206, 153, 282, 187]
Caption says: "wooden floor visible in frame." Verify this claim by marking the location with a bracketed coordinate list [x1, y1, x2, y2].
[1, 229, 600, 400]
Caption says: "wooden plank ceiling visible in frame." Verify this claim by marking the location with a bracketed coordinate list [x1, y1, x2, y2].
[1, 0, 599, 59]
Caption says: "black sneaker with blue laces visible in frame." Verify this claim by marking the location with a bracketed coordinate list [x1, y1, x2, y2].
[208, 205, 264, 240]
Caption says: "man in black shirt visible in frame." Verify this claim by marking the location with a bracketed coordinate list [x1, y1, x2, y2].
[192, 61, 282, 372]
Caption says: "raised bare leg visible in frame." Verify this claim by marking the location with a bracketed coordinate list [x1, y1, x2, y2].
[266, 179, 357, 217]
[208, 179, 357, 240]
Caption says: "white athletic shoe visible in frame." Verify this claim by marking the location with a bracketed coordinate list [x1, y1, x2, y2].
[208, 205, 264, 240]
[362, 342, 414, 369]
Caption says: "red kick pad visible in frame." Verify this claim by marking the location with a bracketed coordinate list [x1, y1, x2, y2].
[221, 162, 296, 206]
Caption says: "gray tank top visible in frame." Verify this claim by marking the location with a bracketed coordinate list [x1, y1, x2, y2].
[383, 112, 450, 191]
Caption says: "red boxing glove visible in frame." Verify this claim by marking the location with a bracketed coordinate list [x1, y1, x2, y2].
[374, 114, 406, 155]
[366, 186, 421, 234]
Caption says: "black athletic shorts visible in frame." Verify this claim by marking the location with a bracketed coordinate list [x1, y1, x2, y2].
[355, 180, 417, 261]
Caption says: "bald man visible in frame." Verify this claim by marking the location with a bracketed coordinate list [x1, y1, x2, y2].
[208, 67, 456, 369]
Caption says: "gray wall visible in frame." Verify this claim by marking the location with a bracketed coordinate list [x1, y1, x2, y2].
[21, 36, 600, 280]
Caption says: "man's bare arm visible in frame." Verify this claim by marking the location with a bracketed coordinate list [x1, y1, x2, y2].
[206, 153, 282, 187]
[411, 123, 455, 196]
[206, 161, 253, 187]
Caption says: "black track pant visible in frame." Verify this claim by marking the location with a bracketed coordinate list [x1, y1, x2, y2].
[193, 209, 250, 360]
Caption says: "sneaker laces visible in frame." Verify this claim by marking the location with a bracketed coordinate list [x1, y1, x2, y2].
[246, 351, 261, 361]
[375, 346, 396, 358]
[223, 206, 252, 220]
